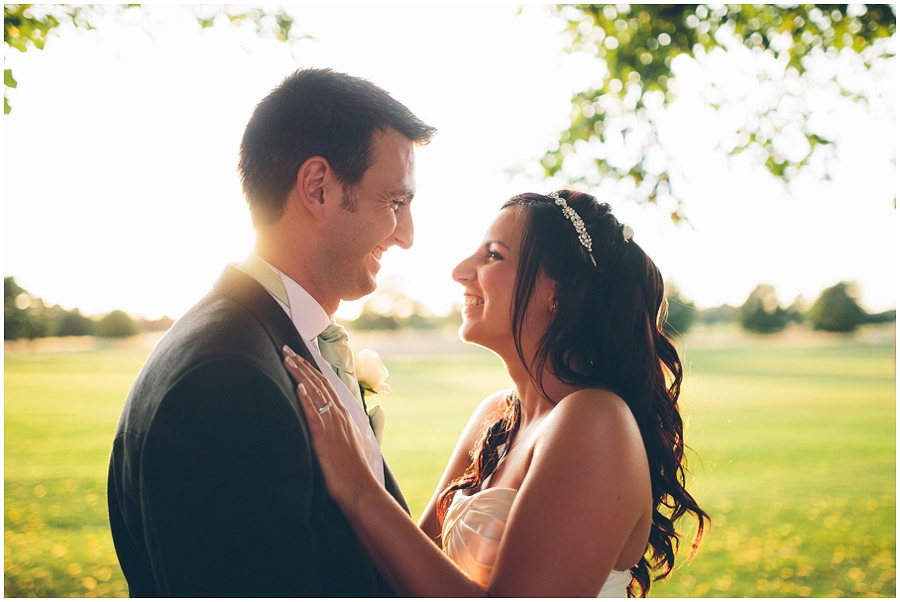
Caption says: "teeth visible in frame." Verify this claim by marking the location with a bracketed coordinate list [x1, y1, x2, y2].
[464, 295, 484, 307]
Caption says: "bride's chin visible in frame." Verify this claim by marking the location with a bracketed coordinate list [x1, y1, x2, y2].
[457, 322, 477, 344]
[458, 325, 491, 350]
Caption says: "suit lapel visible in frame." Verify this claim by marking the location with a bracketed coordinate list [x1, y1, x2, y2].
[382, 461, 410, 514]
[212, 264, 410, 515]
[213, 264, 312, 365]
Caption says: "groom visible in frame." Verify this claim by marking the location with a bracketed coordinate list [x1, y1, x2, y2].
[107, 68, 436, 596]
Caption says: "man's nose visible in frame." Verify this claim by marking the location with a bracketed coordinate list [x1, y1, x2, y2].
[392, 206, 414, 249]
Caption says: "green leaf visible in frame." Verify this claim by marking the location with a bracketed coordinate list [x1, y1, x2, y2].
[545, 4, 896, 218]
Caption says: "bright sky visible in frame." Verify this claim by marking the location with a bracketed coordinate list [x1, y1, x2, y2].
[3, 5, 896, 321]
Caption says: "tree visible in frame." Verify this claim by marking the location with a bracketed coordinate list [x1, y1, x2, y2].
[807, 281, 867, 332]
[350, 280, 440, 331]
[138, 316, 175, 333]
[4, 276, 51, 340]
[56, 308, 95, 337]
[740, 284, 790, 333]
[546, 4, 895, 221]
[95, 309, 138, 338]
[786, 294, 809, 324]
[662, 282, 696, 336]
[867, 308, 896, 324]
[4, 4, 299, 113]
[698, 303, 738, 325]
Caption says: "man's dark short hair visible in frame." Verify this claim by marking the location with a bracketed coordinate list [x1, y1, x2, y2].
[239, 68, 437, 227]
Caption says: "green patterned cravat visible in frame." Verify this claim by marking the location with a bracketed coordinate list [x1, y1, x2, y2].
[318, 322, 365, 408]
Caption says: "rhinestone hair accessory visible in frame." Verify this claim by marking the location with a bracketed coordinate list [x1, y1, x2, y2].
[549, 191, 597, 267]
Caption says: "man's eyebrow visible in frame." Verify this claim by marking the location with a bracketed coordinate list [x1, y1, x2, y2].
[389, 188, 415, 201]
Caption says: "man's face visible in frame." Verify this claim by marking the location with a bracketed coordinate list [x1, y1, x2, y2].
[320, 127, 417, 303]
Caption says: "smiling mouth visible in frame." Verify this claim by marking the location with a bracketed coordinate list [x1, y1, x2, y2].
[463, 295, 484, 307]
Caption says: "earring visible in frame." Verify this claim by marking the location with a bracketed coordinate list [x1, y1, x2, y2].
[550, 301, 558, 312]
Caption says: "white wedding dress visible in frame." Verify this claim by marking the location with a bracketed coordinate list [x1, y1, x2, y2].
[442, 487, 632, 597]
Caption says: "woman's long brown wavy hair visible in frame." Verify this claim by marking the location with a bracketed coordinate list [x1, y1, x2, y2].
[436, 190, 708, 597]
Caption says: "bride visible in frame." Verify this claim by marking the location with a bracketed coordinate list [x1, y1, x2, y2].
[283, 189, 708, 597]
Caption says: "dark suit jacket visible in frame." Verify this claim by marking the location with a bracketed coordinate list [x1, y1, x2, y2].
[108, 264, 407, 597]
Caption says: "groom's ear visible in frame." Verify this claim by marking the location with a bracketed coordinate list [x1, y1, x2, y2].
[295, 156, 333, 216]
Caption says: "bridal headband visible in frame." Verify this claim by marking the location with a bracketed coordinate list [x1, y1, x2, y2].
[548, 191, 634, 269]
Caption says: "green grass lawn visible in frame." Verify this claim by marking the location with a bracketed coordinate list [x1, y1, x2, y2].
[4, 326, 895, 597]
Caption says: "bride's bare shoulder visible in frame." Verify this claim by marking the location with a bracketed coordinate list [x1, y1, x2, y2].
[558, 387, 629, 413]
[545, 388, 642, 447]
[479, 389, 514, 413]
[461, 389, 513, 432]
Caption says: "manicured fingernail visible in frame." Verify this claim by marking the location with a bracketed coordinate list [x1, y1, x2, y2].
[297, 383, 307, 396]
[282, 345, 295, 356]
[285, 356, 297, 369]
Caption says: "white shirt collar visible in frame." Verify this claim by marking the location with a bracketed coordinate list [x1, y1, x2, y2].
[248, 255, 330, 341]
[282, 273, 331, 344]
[247, 255, 385, 486]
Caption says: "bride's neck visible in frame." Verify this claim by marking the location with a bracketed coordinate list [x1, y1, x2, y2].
[505, 362, 577, 427]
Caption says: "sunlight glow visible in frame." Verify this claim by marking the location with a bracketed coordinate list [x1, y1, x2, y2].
[3, 5, 895, 321]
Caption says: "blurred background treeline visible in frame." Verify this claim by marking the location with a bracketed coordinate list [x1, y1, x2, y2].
[5, 275, 894, 343]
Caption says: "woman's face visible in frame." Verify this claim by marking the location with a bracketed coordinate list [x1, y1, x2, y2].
[451, 206, 554, 360]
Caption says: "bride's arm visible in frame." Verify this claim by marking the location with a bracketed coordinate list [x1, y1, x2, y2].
[283, 347, 486, 597]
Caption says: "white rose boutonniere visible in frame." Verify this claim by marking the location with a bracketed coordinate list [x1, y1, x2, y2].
[356, 349, 391, 445]
[356, 349, 393, 395]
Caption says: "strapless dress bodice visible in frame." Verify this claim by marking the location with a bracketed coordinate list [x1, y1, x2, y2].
[441, 487, 631, 597]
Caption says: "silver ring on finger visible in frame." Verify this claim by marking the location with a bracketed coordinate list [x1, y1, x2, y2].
[317, 401, 333, 414]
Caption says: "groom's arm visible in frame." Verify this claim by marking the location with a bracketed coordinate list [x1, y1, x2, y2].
[139, 359, 322, 597]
